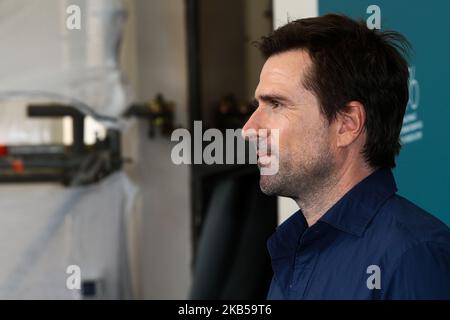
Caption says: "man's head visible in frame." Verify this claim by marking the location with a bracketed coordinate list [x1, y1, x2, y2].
[242, 14, 410, 198]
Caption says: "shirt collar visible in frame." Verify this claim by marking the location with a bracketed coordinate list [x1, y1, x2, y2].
[267, 168, 397, 260]
[319, 168, 397, 237]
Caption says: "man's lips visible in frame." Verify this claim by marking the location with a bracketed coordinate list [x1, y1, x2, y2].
[257, 153, 273, 166]
[257, 152, 269, 157]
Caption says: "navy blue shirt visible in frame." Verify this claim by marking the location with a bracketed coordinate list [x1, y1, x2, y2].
[267, 169, 450, 299]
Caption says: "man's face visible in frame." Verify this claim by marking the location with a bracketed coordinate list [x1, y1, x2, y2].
[243, 49, 337, 198]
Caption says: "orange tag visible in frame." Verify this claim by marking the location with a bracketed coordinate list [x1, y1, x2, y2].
[12, 159, 25, 173]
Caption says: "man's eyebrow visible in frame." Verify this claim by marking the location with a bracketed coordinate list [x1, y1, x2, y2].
[255, 94, 291, 104]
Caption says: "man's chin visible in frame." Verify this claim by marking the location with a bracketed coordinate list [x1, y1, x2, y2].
[259, 175, 280, 196]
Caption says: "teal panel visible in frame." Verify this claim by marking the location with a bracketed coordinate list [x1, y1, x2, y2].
[319, 0, 450, 225]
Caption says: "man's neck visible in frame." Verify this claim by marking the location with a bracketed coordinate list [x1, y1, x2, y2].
[295, 162, 375, 227]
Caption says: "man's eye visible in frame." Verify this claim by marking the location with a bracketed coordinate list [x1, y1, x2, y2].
[270, 100, 281, 108]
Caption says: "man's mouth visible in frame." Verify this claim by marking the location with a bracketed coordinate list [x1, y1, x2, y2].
[257, 153, 272, 167]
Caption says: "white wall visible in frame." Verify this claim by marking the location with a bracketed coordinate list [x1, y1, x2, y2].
[273, 0, 318, 28]
[134, 0, 189, 128]
[273, 0, 318, 224]
[120, 0, 191, 299]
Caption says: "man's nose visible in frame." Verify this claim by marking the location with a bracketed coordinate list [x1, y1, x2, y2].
[242, 107, 263, 141]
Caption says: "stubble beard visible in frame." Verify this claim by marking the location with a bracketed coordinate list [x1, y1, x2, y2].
[259, 143, 337, 204]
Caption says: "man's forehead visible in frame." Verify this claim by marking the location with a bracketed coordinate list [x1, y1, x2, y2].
[260, 50, 311, 80]
[256, 50, 311, 97]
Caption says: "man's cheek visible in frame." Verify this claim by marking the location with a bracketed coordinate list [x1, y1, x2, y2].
[277, 131, 297, 158]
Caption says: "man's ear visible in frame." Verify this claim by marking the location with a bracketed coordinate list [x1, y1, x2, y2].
[336, 101, 366, 148]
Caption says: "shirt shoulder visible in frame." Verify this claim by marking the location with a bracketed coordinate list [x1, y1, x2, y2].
[372, 195, 450, 299]
[378, 194, 450, 247]
[381, 240, 450, 299]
